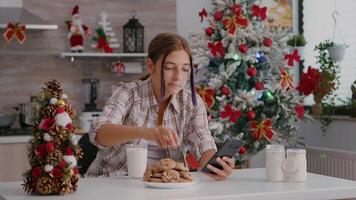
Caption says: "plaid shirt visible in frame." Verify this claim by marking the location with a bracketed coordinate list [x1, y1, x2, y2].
[86, 77, 217, 177]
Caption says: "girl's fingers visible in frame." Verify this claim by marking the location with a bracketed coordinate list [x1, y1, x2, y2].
[223, 157, 235, 168]
[207, 164, 228, 178]
[216, 157, 232, 175]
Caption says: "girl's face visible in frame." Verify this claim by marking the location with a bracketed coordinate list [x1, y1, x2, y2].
[148, 50, 191, 98]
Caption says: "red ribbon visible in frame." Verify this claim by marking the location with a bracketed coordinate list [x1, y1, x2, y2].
[220, 104, 241, 123]
[252, 4, 267, 21]
[251, 119, 275, 141]
[280, 68, 294, 91]
[196, 86, 215, 109]
[199, 8, 208, 23]
[285, 49, 300, 66]
[3, 22, 26, 44]
[208, 41, 225, 58]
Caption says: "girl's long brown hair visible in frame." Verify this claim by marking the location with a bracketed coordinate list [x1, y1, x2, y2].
[141, 33, 197, 106]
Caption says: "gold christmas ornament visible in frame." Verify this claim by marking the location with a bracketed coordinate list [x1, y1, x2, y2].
[57, 99, 66, 107]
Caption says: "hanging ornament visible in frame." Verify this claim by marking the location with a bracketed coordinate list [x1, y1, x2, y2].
[246, 110, 255, 120]
[45, 142, 55, 153]
[251, 119, 275, 141]
[239, 44, 248, 54]
[220, 85, 231, 96]
[205, 27, 214, 37]
[49, 98, 58, 105]
[220, 104, 241, 123]
[213, 11, 223, 21]
[295, 104, 305, 120]
[31, 167, 42, 178]
[254, 81, 264, 90]
[238, 145, 247, 154]
[263, 38, 273, 47]
[56, 99, 66, 107]
[3, 22, 26, 44]
[256, 52, 267, 63]
[247, 66, 257, 77]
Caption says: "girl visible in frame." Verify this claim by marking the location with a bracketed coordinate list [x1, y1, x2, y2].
[87, 32, 234, 181]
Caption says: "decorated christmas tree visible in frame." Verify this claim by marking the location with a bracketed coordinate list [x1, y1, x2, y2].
[22, 80, 82, 195]
[190, 0, 309, 163]
[91, 12, 120, 52]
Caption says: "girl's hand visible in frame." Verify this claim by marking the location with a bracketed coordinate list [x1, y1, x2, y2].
[144, 125, 180, 148]
[205, 156, 234, 181]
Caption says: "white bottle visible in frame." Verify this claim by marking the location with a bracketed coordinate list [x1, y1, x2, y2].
[282, 148, 307, 182]
[265, 144, 285, 181]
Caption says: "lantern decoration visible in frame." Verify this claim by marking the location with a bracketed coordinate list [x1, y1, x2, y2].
[123, 11, 144, 53]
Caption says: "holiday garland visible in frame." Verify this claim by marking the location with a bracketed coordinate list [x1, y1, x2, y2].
[22, 80, 82, 195]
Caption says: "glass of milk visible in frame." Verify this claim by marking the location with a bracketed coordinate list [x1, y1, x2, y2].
[126, 144, 148, 179]
[265, 144, 285, 181]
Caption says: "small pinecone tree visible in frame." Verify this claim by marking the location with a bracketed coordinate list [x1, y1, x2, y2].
[22, 79, 83, 195]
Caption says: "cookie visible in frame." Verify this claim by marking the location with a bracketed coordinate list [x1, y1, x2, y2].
[152, 173, 163, 178]
[179, 178, 192, 183]
[149, 177, 164, 183]
[174, 162, 188, 172]
[162, 169, 180, 183]
[158, 158, 176, 171]
[179, 171, 193, 181]
[143, 167, 152, 182]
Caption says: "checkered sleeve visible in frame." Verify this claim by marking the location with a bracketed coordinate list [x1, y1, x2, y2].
[184, 95, 217, 160]
[89, 83, 133, 149]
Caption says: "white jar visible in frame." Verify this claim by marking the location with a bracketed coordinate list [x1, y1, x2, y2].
[265, 144, 285, 182]
[282, 148, 307, 182]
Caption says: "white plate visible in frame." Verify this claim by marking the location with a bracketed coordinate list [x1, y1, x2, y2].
[143, 179, 199, 189]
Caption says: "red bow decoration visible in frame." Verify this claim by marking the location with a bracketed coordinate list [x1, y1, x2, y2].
[208, 41, 225, 58]
[251, 119, 275, 141]
[3, 22, 26, 44]
[223, 14, 248, 35]
[220, 104, 241, 123]
[251, 4, 267, 21]
[285, 49, 300, 67]
[97, 37, 113, 53]
[196, 86, 215, 109]
[280, 68, 294, 91]
[199, 8, 208, 22]
[39, 118, 55, 131]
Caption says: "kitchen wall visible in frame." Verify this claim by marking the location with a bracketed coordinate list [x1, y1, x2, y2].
[0, 0, 176, 124]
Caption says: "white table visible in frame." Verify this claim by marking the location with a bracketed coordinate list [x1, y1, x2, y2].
[1, 168, 356, 200]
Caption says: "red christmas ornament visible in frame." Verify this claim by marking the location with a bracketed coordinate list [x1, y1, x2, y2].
[263, 38, 273, 47]
[66, 147, 74, 155]
[246, 110, 255, 120]
[239, 145, 247, 154]
[239, 44, 248, 54]
[35, 144, 46, 158]
[58, 160, 67, 169]
[255, 81, 264, 90]
[205, 27, 214, 37]
[247, 67, 257, 77]
[52, 167, 63, 177]
[220, 85, 231, 96]
[295, 104, 305, 120]
[231, 4, 241, 16]
[213, 11, 223, 21]
[45, 142, 55, 153]
[31, 167, 42, 178]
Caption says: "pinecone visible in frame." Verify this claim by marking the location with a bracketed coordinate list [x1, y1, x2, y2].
[52, 180, 61, 194]
[71, 174, 80, 191]
[22, 177, 36, 194]
[46, 149, 63, 165]
[54, 126, 70, 142]
[36, 176, 54, 195]
[60, 179, 74, 195]
[45, 79, 63, 99]
[42, 105, 56, 118]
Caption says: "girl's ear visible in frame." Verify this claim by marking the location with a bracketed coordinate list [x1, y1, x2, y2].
[146, 58, 154, 74]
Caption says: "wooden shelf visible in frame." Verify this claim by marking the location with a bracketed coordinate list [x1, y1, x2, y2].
[60, 52, 147, 59]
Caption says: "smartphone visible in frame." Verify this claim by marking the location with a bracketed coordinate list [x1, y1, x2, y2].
[201, 138, 244, 173]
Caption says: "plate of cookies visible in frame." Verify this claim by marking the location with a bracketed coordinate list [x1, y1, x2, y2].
[143, 158, 198, 189]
